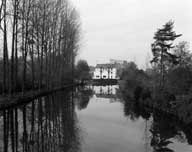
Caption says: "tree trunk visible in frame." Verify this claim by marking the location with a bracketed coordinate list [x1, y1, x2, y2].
[10, 0, 17, 94]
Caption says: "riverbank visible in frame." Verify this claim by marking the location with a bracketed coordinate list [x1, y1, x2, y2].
[118, 79, 192, 125]
[0, 83, 82, 110]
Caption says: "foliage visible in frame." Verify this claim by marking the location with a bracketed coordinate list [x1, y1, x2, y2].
[163, 41, 192, 95]
[173, 41, 192, 68]
[166, 66, 192, 95]
[75, 60, 91, 81]
[119, 61, 150, 99]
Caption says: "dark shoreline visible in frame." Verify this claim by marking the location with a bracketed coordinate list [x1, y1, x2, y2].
[90, 79, 118, 86]
[0, 83, 82, 110]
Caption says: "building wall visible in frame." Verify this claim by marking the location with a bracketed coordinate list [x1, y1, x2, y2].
[93, 67, 117, 79]
[93, 68, 100, 79]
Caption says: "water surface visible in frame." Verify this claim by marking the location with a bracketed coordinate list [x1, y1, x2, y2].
[1, 85, 192, 152]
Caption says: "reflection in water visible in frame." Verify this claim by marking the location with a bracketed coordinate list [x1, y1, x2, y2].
[123, 101, 151, 121]
[1, 91, 81, 152]
[123, 97, 192, 152]
[75, 86, 94, 110]
[150, 112, 176, 152]
[93, 85, 118, 99]
[1, 85, 192, 152]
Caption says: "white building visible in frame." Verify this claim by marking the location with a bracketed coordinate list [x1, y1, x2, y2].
[93, 64, 117, 79]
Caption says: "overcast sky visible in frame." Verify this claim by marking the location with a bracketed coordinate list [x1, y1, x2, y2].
[72, 0, 192, 68]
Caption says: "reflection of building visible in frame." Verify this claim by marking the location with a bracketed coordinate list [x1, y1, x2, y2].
[93, 64, 117, 79]
[93, 85, 118, 99]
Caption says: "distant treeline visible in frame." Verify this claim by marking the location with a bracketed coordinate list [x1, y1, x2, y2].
[0, 0, 80, 95]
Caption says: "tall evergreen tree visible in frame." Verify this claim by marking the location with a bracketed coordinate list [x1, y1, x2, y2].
[151, 21, 182, 88]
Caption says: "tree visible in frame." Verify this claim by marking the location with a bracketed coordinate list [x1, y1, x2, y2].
[120, 61, 137, 80]
[167, 66, 192, 94]
[2, 0, 9, 94]
[75, 60, 90, 82]
[173, 41, 192, 68]
[119, 61, 150, 99]
[166, 41, 192, 94]
[151, 21, 182, 88]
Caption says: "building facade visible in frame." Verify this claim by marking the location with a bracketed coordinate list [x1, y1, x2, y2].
[93, 64, 117, 79]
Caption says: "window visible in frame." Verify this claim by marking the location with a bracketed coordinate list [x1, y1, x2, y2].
[103, 75, 106, 78]
[96, 76, 99, 78]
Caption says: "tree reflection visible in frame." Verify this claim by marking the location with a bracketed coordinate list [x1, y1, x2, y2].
[1, 91, 81, 152]
[150, 112, 179, 152]
[123, 99, 192, 152]
[123, 100, 151, 121]
[76, 87, 93, 110]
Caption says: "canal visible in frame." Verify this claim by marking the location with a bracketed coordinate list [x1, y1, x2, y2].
[0, 85, 192, 152]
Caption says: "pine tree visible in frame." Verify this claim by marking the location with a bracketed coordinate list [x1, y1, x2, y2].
[151, 21, 182, 88]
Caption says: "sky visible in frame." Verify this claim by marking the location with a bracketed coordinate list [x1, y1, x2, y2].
[71, 0, 192, 68]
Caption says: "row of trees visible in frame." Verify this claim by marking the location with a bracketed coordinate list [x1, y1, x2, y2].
[0, 0, 80, 95]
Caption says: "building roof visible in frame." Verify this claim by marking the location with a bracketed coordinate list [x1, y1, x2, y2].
[110, 59, 127, 64]
[96, 63, 115, 68]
